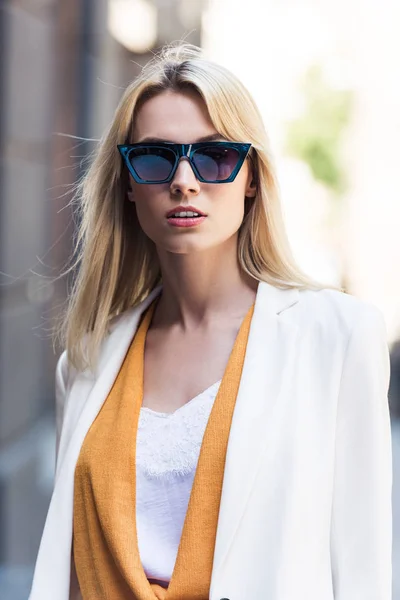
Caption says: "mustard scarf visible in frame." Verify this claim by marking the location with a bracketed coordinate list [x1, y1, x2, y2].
[73, 296, 254, 599]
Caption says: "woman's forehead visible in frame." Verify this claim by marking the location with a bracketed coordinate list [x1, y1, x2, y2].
[133, 90, 219, 143]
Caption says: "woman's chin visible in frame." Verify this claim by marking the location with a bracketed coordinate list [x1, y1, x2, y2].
[156, 238, 225, 256]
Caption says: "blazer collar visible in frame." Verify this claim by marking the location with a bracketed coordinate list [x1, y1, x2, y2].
[94, 280, 299, 376]
[57, 280, 300, 479]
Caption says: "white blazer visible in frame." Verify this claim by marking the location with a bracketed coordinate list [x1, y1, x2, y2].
[29, 281, 393, 600]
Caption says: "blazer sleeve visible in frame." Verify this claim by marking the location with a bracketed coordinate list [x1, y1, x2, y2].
[330, 304, 393, 599]
[55, 349, 69, 469]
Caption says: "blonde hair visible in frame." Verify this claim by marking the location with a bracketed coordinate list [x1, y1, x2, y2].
[56, 43, 343, 372]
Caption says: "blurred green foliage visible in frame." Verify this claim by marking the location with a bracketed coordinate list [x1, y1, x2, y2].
[285, 65, 353, 195]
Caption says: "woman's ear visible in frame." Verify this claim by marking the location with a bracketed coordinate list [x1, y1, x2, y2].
[244, 169, 257, 217]
[245, 176, 257, 198]
[127, 183, 135, 203]
[245, 155, 258, 198]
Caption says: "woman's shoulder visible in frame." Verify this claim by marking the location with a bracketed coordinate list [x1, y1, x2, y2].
[293, 286, 386, 339]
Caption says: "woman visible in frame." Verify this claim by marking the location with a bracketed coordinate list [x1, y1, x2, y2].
[29, 44, 392, 600]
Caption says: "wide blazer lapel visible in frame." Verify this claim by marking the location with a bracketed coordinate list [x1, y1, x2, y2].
[55, 284, 163, 483]
[29, 280, 300, 600]
[209, 280, 300, 596]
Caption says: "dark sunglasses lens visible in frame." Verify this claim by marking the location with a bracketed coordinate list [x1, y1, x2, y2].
[128, 147, 175, 181]
[192, 146, 240, 181]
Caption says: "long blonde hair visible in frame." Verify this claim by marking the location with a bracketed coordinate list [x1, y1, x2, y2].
[56, 43, 343, 372]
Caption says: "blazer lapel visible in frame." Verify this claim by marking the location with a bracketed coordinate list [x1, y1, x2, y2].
[210, 281, 301, 594]
[55, 285, 163, 480]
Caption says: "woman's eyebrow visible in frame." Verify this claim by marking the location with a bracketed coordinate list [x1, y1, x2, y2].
[137, 133, 227, 143]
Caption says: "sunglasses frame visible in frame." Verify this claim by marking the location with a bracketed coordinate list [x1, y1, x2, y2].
[117, 141, 252, 184]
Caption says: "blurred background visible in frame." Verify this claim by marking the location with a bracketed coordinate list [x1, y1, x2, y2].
[0, 0, 399, 598]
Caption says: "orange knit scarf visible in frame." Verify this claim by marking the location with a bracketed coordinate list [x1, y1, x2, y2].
[73, 297, 254, 600]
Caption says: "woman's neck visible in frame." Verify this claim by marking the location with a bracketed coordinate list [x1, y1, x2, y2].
[153, 238, 258, 330]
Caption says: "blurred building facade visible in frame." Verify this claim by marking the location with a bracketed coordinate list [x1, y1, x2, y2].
[0, 1, 205, 597]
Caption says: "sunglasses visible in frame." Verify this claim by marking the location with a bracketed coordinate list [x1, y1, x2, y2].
[117, 141, 252, 184]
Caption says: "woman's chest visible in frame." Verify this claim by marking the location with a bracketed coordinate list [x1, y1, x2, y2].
[141, 323, 240, 413]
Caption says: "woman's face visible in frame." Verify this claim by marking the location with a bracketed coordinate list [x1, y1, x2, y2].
[128, 89, 256, 255]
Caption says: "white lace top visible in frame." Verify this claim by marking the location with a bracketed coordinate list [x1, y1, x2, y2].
[136, 379, 222, 588]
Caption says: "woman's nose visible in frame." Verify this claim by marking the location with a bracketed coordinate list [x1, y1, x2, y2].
[170, 157, 200, 195]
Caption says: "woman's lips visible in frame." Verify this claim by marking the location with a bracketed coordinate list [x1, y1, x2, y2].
[166, 215, 207, 228]
[165, 205, 207, 218]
